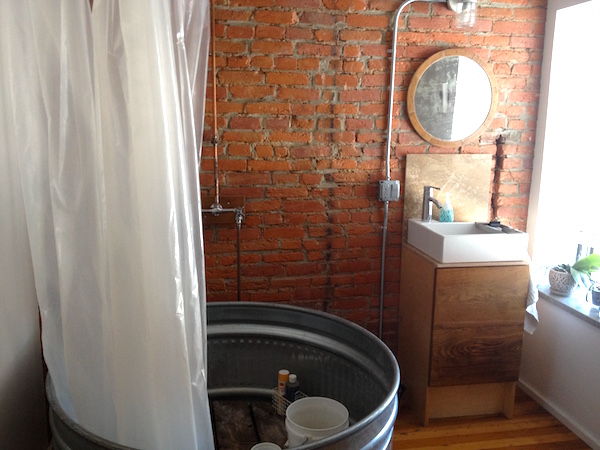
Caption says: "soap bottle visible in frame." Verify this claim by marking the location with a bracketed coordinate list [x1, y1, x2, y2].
[285, 374, 300, 402]
[439, 194, 454, 222]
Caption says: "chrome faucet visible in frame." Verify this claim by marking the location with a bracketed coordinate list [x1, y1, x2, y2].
[422, 186, 442, 222]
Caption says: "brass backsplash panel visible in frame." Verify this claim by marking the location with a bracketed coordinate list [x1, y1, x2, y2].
[404, 154, 493, 225]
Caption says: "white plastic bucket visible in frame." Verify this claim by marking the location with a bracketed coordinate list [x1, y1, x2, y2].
[285, 397, 349, 448]
[250, 443, 281, 450]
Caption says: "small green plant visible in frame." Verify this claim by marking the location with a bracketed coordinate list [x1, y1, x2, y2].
[553, 253, 600, 288]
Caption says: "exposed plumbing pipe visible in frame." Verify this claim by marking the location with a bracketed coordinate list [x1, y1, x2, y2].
[201, 205, 245, 301]
[210, 0, 220, 209]
[378, 201, 389, 339]
[378, 0, 447, 339]
[235, 209, 243, 302]
[202, 0, 245, 300]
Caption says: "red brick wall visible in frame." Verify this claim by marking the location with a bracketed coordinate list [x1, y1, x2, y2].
[201, 0, 546, 351]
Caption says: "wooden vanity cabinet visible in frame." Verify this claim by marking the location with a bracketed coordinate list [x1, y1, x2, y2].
[397, 244, 530, 425]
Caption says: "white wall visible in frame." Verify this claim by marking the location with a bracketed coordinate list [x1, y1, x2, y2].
[519, 297, 600, 450]
[524, 0, 600, 446]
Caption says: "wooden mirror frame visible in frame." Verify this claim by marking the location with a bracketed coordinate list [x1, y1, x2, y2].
[407, 49, 498, 148]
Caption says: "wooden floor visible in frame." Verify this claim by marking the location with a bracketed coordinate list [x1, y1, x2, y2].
[392, 387, 591, 449]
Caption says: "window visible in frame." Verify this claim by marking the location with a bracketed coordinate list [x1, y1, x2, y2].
[528, 0, 600, 270]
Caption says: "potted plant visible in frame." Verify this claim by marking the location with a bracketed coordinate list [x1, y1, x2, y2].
[549, 253, 600, 296]
[590, 280, 600, 307]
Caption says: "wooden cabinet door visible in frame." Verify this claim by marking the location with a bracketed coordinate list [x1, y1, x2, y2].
[429, 265, 529, 386]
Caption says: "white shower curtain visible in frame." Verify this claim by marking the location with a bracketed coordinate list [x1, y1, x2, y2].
[0, 1, 214, 448]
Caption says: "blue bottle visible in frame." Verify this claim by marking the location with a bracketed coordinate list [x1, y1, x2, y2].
[439, 194, 454, 222]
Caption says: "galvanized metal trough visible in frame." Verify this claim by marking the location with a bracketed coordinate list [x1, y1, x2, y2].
[47, 302, 400, 449]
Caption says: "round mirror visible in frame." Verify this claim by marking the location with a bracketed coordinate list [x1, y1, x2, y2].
[407, 49, 497, 148]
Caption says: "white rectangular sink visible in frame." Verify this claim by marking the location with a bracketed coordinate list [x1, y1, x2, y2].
[407, 219, 529, 263]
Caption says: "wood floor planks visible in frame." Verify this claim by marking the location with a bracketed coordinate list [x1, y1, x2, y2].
[393, 388, 591, 449]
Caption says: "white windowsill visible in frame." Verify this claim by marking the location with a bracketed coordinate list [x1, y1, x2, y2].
[537, 284, 600, 329]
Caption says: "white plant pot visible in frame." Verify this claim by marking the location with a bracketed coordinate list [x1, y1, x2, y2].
[548, 268, 576, 296]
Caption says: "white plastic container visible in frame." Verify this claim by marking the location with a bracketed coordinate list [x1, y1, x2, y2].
[285, 397, 349, 448]
[250, 443, 281, 450]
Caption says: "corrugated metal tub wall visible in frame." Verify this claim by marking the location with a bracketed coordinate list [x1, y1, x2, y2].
[46, 302, 401, 449]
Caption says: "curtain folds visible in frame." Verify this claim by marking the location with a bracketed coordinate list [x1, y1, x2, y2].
[0, 1, 213, 448]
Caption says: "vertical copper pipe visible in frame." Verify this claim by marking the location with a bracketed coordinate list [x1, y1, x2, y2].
[211, 0, 220, 208]
[236, 212, 242, 301]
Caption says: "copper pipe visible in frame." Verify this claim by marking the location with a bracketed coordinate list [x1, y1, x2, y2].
[210, 0, 220, 208]
[236, 210, 243, 301]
